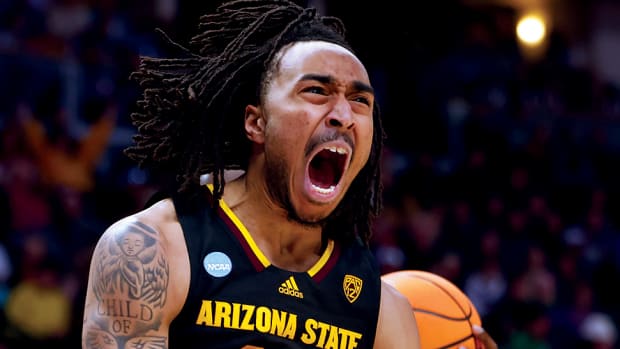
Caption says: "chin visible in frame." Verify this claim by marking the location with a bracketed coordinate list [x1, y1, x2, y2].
[289, 203, 334, 227]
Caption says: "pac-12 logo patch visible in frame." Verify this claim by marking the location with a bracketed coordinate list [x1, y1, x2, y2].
[203, 251, 232, 277]
[343, 274, 363, 303]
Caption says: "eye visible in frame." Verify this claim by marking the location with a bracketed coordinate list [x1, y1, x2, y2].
[351, 95, 371, 106]
[302, 86, 327, 95]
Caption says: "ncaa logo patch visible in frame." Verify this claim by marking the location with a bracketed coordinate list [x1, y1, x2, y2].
[203, 252, 232, 277]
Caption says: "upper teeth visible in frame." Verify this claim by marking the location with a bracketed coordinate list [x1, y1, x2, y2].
[326, 146, 347, 155]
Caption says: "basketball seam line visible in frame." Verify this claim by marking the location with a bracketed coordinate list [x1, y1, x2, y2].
[437, 333, 475, 349]
[408, 274, 474, 318]
[411, 307, 472, 321]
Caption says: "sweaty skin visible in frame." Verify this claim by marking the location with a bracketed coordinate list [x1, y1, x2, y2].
[81, 41, 421, 349]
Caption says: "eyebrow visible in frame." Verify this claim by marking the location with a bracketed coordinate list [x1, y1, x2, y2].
[300, 73, 375, 95]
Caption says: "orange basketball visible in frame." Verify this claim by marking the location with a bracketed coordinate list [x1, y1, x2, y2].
[382, 270, 481, 349]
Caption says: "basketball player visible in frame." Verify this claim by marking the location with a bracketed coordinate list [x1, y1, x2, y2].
[81, 0, 421, 347]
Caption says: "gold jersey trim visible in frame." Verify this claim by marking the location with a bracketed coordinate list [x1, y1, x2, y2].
[206, 184, 335, 276]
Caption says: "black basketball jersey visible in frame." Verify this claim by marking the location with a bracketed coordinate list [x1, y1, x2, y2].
[168, 186, 381, 349]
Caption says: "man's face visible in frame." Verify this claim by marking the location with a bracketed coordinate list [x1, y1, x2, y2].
[246, 40, 375, 224]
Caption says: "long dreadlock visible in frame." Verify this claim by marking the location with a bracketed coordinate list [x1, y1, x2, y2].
[124, 0, 385, 244]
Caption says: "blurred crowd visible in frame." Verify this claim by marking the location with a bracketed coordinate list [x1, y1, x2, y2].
[1, 0, 620, 348]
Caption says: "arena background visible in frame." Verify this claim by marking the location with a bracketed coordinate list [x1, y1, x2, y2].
[1, 0, 620, 347]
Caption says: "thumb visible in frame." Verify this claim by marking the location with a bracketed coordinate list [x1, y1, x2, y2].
[472, 325, 497, 349]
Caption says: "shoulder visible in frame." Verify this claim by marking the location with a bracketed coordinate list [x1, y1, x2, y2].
[94, 198, 179, 248]
[374, 280, 421, 349]
[136, 197, 179, 234]
[89, 197, 189, 312]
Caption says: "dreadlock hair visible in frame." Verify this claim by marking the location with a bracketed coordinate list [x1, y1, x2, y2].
[125, 0, 385, 244]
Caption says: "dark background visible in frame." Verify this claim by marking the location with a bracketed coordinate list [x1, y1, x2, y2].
[1, 0, 620, 348]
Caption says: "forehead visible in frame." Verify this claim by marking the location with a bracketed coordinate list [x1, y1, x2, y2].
[275, 41, 370, 84]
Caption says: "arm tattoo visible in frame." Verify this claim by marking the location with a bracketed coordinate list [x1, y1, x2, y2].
[84, 221, 169, 349]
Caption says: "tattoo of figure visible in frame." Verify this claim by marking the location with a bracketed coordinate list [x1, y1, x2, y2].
[94, 221, 169, 306]
[87, 221, 169, 347]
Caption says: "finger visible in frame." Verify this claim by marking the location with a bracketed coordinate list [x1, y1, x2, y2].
[473, 325, 498, 349]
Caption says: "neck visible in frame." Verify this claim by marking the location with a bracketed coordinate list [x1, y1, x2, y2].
[222, 176, 325, 272]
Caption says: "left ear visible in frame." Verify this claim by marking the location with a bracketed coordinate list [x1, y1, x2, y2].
[244, 105, 265, 144]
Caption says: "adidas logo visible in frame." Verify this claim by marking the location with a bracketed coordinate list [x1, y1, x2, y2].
[278, 276, 304, 299]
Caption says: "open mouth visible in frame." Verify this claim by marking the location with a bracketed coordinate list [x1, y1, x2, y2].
[308, 146, 348, 194]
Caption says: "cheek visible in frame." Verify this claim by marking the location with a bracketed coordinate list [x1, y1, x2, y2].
[283, 115, 310, 131]
[268, 109, 313, 144]
[355, 145, 373, 171]
[264, 117, 307, 157]
[356, 120, 374, 162]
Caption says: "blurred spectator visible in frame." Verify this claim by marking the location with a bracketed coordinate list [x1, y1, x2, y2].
[371, 203, 407, 274]
[18, 101, 116, 194]
[0, 239, 12, 348]
[428, 250, 463, 284]
[464, 229, 507, 318]
[578, 312, 618, 349]
[0, 115, 55, 265]
[0, 243, 12, 305]
[511, 245, 557, 306]
[2, 154, 52, 237]
[507, 301, 552, 349]
[4, 256, 72, 347]
[549, 280, 597, 348]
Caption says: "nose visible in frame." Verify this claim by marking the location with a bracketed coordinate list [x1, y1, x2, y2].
[326, 96, 354, 130]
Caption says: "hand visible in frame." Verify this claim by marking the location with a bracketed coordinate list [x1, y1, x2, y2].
[472, 325, 497, 349]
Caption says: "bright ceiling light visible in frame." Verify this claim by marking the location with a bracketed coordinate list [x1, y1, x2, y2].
[516, 15, 546, 46]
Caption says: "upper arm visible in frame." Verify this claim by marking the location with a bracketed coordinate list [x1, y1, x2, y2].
[81, 215, 182, 349]
[374, 280, 421, 349]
